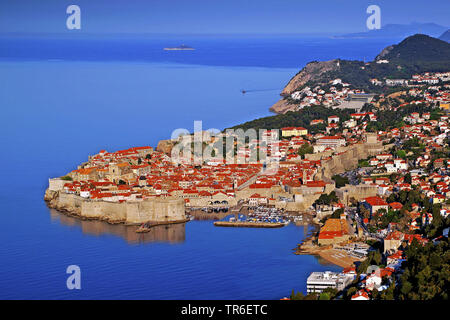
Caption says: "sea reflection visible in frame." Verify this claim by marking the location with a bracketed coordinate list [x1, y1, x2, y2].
[48, 209, 186, 244]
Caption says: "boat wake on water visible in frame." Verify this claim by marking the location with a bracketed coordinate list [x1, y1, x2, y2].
[240, 88, 281, 94]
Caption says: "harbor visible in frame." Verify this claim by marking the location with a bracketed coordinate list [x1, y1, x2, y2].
[212, 205, 312, 228]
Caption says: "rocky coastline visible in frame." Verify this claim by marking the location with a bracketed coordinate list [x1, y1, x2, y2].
[270, 60, 340, 114]
[294, 238, 362, 268]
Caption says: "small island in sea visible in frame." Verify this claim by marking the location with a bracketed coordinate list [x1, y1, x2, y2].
[163, 44, 195, 51]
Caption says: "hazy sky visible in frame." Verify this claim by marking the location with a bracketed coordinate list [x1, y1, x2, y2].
[0, 0, 448, 34]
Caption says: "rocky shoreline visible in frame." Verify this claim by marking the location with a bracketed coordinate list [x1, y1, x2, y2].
[270, 59, 340, 114]
[269, 99, 295, 114]
[44, 189, 126, 224]
[294, 237, 362, 268]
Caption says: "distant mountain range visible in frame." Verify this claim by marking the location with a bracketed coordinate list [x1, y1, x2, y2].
[439, 29, 450, 42]
[336, 22, 448, 39]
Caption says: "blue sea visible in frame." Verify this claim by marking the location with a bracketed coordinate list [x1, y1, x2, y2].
[0, 35, 393, 299]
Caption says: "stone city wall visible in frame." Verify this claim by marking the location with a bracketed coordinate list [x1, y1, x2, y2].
[45, 190, 186, 224]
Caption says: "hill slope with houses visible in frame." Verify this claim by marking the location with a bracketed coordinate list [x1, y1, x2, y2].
[270, 34, 450, 114]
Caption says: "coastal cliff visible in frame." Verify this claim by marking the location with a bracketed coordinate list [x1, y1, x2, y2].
[269, 99, 295, 114]
[270, 34, 450, 114]
[44, 189, 186, 225]
[281, 60, 340, 96]
[270, 60, 340, 114]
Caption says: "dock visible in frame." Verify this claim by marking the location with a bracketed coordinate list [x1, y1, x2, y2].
[213, 221, 285, 228]
[136, 218, 190, 233]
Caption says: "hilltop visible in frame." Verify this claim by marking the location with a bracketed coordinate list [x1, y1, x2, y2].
[375, 34, 450, 64]
[271, 34, 450, 113]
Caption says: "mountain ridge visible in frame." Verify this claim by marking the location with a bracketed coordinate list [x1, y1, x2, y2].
[336, 22, 448, 39]
[271, 34, 450, 113]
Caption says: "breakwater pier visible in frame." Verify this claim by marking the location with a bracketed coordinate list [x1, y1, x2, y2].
[213, 221, 285, 228]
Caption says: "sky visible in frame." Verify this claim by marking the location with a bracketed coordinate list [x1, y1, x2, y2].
[0, 0, 448, 35]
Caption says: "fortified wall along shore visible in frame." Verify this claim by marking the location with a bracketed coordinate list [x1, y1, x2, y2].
[44, 188, 186, 225]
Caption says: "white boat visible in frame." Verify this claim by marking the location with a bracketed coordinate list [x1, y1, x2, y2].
[163, 44, 195, 51]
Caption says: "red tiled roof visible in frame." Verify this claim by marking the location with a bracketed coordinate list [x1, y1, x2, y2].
[389, 202, 403, 210]
[365, 196, 388, 206]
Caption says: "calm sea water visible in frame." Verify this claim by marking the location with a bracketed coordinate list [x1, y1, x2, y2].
[0, 36, 390, 299]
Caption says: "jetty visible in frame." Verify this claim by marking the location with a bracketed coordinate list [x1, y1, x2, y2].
[213, 221, 284, 228]
[136, 218, 190, 233]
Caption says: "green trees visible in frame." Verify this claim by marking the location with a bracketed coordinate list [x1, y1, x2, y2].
[230, 105, 352, 132]
[396, 150, 407, 159]
[366, 121, 384, 133]
[290, 288, 336, 300]
[289, 290, 318, 300]
[358, 159, 370, 168]
[344, 287, 357, 299]
[330, 208, 345, 219]
[403, 136, 423, 150]
[403, 172, 412, 184]
[379, 282, 396, 300]
[314, 191, 339, 206]
[290, 289, 304, 300]
[60, 175, 72, 181]
[321, 287, 338, 299]
[297, 142, 313, 158]
[395, 238, 450, 300]
[380, 209, 403, 229]
[332, 175, 349, 188]
[318, 292, 330, 300]
[361, 103, 374, 112]
[387, 189, 425, 211]
[424, 211, 448, 239]
[356, 248, 383, 274]
[371, 288, 379, 300]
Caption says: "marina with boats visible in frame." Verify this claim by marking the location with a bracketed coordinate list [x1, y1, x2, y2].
[135, 203, 314, 232]
[207, 204, 313, 228]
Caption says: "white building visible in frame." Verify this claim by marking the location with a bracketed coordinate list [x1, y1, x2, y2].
[316, 136, 346, 148]
[80, 190, 91, 198]
[386, 79, 407, 86]
[306, 271, 355, 294]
